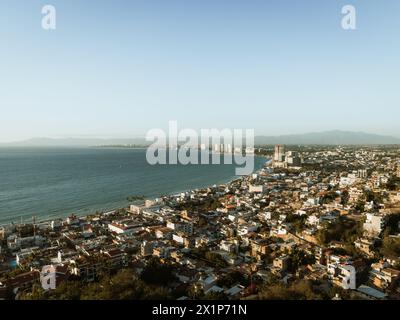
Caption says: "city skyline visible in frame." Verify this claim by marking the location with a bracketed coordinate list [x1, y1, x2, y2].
[1, 0, 400, 142]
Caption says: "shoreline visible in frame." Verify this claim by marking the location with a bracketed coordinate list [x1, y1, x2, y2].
[0, 156, 270, 228]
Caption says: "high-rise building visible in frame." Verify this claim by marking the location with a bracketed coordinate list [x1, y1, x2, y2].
[285, 151, 301, 166]
[274, 145, 285, 162]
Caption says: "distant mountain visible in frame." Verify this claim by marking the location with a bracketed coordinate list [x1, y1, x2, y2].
[2, 130, 399, 147]
[254, 130, 400, 145]
[1, 137, 149, 147]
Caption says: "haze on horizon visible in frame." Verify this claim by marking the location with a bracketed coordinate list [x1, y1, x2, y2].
[1, 0, 400, 143]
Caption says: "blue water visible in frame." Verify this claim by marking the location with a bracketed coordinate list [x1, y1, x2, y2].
[0, 148, 266, 225]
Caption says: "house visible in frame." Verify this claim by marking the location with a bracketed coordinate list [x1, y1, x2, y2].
[108, 222, 141, 235]
[2, 270, 40, 295]
[357, 285, 387, 300]
[155, 227, 173, 240]
[307, 215, 319, 226]
[249, 185, 265, 193]
[198, 275, 218, 292]
[251, 239, 270, 257]
[153, 247, 170, 259]
[102, 248, 127, 268]
[167, 220, 194, 236]
[319, 210, 340, 223]
[219, 240, 239, 254]
[16, 249, 36, 267]
[66, 215, 80, 226]
[56, 249, 78, 264]
[369, 263, 400, 290]
[340, 175, 356, 187]
[7, 235, 45, 251]
[70, 256, 105, 282]
[225, 284, 245, 299]
[128, 204, 142, 214]
[354, 238, 376, 257]
[363, 213, 385, 236]
[349, 187, 364, 204]
[327, 263, 356, 290]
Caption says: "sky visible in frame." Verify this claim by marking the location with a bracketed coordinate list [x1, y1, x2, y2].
[0, 0, 400, 142]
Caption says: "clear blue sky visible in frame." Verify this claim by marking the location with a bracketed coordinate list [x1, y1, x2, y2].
[1, 0, 399, 142]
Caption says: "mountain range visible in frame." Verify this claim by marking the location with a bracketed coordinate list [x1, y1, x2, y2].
[1, 130, 399, 147]
[254, 130, 400, 145]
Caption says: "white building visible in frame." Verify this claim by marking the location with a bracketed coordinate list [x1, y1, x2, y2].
[172, 234, 184, 245]
[129, 205, 142, 214]
[249, 185, 265, 193]
[340, 175, 357, 187]
[328, 263, 356, 290]
[238, 223, 259, 236]
[219, 240, 239, 254]
[108, 223, 140, 235]
[7, 235, 45, 251]
[166, 221, 193, 235]
[363, 213, 385, 236]
[307, 215, 319, 226]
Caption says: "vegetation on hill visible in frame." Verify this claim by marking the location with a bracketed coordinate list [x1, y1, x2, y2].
[19, 259, 177, 300]
[316, 216, 363, 246]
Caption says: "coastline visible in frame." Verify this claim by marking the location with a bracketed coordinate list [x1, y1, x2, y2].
[0, 156, 270, 228]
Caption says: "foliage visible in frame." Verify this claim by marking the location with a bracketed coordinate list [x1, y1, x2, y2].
[354, 201, 365, 213]
[380, 237, 400, 260]
[258, 280, 323, 300]
[19, 284, 47, 300]
[204, 252, 228, 268]
[19, 269, 173, 300]
[386, 177, 400, 191]
[288, 249, 315, 272]
[176, 198, 222, 213]
[140, 257, 176, 286]
[364, 190, 383, 204]
[340, 190, 350, 205]
[217, 271, 248, 287]
[51, 280, 83, 300]
[383, 213, 400, 236]
[126, 195, 145, 201]
[285, 213, 307, 233]
[320, 191, 338, 204]
[316, 216, 363, 246]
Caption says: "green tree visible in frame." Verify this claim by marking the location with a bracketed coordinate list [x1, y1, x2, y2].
[217, 271, 248, 287]
[19, 284, 47, 300]
[140, 258, 176, 286]
[258, 280, 323, 300]
[380, 237, 400, 260]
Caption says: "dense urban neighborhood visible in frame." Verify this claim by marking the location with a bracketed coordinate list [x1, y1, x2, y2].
[1, 145, 400, 300]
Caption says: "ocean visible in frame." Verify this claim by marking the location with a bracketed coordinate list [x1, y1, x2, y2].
[0, 147, 266, 225]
